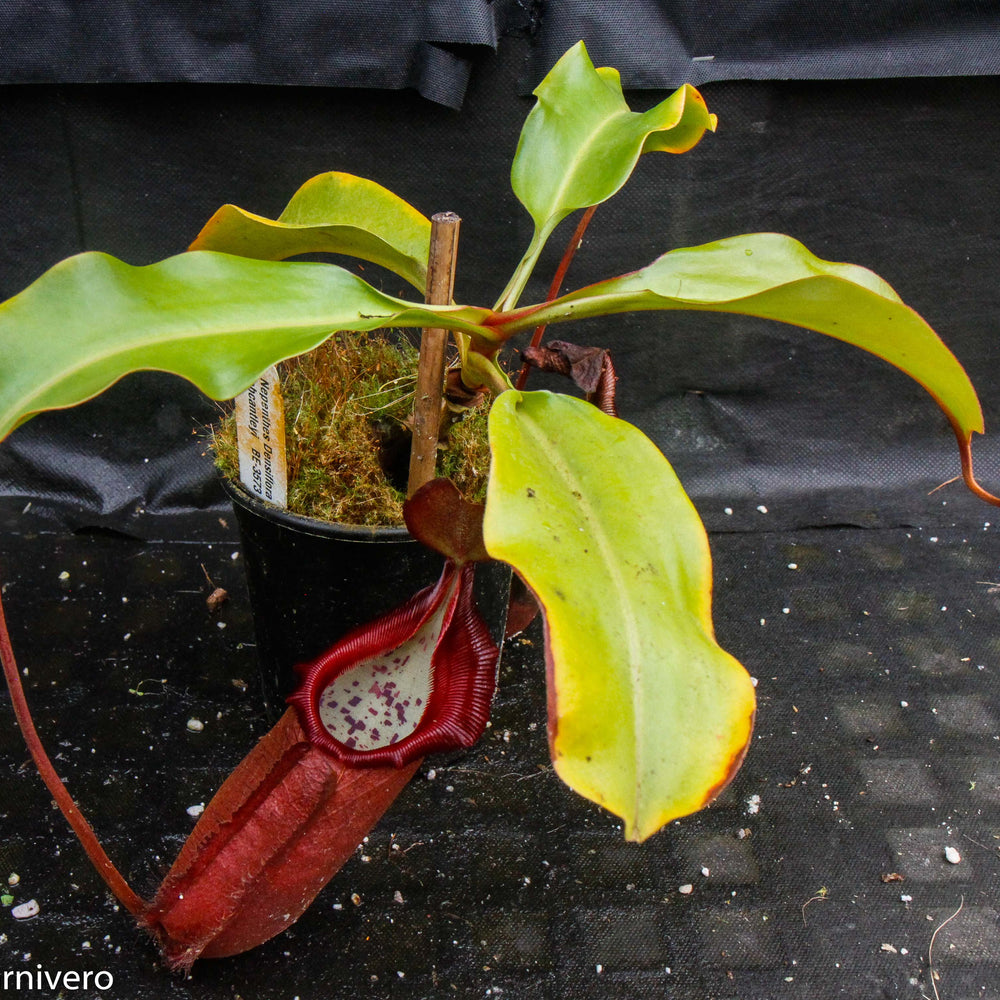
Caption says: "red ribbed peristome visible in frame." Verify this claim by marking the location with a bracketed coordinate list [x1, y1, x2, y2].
[289, 560, 499, 768]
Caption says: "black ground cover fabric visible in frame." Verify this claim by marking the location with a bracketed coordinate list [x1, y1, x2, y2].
[0, 0, 529, 108]
[4, 2, 999, 100]
[529, 1, 1000, 88]
[0, 511, 997, 998]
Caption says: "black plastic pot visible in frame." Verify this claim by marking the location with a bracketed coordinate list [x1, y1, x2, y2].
[222, 479, 510, 718]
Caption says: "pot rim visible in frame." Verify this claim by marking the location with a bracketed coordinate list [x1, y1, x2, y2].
[220, 477, 414, 542]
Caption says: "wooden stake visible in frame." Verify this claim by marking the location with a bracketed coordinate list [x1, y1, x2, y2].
[407, 212, 461, 497]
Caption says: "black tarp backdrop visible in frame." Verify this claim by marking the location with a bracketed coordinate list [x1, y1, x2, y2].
[1, 6, 1000, 1000]
[2, 2, 1000, 534]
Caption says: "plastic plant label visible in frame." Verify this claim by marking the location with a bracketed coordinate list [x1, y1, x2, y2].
[235, 366, 288, 507]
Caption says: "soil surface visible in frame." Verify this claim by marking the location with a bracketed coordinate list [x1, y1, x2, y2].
[0, 506, 998, 998]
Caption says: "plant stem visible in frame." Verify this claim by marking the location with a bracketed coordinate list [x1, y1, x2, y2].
[408, 212, 461, 497]
[952, 424, 1000, 507]
[495, 228, 547, 313]
[0, 580, 146, 916]
[515, 206, 597, 391]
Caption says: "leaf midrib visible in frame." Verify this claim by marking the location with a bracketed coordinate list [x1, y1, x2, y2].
[3, 314, 349, 418]
[524, 107, 638, 231]
[515, 408, 647, 803]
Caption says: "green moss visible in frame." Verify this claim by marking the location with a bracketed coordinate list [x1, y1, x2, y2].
[439, 405, 490, 505]
[212, 331, 491, 526]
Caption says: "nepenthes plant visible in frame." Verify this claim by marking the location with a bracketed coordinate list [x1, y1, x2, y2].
[0, 41, 997, 970]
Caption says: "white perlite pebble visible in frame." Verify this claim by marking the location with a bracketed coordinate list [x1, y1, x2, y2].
[186, 718, 205, 733]
[678, 884, 694, 895]
[944, 846, 961, 864]
[12, 900, 39, 920]
[187, 803, 205, 819]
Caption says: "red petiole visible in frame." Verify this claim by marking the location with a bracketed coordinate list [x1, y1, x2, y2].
[0, 580, 145, 916]
[515, 205, 598, 391]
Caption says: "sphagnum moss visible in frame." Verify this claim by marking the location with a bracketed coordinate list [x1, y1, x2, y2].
[213, 331, 490, 526]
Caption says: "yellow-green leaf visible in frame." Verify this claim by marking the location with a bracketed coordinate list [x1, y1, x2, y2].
[514, 233, 984, 440]
[483, 390, 755, 841]
[0, 251, 491, 441]
[499, 41, 716, 308]
[190, 172, 431, 291]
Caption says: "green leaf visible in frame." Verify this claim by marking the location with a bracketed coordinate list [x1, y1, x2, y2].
[0, 251, 492, 441]
[483, 390, 755, 841]
[500, 40, 716, 309]
[190, 172, 431, 291]
[510, 233, 984, 439]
